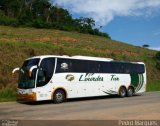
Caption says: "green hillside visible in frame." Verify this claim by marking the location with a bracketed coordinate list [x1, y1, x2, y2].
[0, 26, 160, 102]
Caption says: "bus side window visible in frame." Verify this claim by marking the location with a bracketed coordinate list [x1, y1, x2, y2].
[56, 58, 72, 73]
[136, 64, 145, 74]
[99, 62, 111, 73]
[124, 63, 130, 74]
[88, 61, 100, 73]
[131, 64, 137, 74]
[71, 59, 88, 73]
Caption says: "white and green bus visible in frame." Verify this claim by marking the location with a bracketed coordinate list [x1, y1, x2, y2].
[12, 55, 146, 103]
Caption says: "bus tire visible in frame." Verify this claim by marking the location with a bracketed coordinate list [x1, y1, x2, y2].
[127, 87, 134, 97]
[119, 86, 127, 98]
[53, 90, 66, 103]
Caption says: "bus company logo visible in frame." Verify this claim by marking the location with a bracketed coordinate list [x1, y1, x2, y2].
[79, 73, 103, 81]
[111, 75, 119, 81]
[66, 74, 75, 81]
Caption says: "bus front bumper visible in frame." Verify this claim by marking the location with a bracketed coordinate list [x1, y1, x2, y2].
[17, 92, 36, 102]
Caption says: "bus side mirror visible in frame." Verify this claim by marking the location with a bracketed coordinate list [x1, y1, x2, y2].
[12, 68, 20, 77]
[29, 65, 37, 78]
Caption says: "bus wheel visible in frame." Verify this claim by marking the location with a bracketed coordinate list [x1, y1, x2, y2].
[53, 90, 66, 103]
[119, 87, 127, 98]
[127, 87, 134, 97]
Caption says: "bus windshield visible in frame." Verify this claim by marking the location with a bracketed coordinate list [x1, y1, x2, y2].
[18, 58, 40, 89]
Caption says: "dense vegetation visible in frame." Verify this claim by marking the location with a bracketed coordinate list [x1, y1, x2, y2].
[0, 0, 110, 38]
[155, 51, 160, 70]
[0, 26, 160, 101]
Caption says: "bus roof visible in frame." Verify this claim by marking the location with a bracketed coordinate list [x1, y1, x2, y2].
[112, 60, 145, 65]
[26, 55, 144, 64]
[26, 55, 113, 62]
[72, 55, 113, 61]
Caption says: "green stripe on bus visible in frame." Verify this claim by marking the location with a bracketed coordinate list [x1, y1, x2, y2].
[103, 90, 117, 95]
[136, 74, 144, 92]
[135, 74, 141, 92]
[130, 73, 139, 88]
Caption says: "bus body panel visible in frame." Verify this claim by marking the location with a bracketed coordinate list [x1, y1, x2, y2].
[34, 72, 146, 101]
[15, 55, 147, 102]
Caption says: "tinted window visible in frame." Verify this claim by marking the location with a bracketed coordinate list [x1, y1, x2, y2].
[71, 59, 88, 73]
[18, 58, 40, 89]
[22, 58, 40, 69]
[134, 64, 145, 74]
[99, 62, 123, 73]
[56, 58, 72, 73]
[99, 62, 145, 74]
[56, 59, 101, 73]
[99, 62, 111, 73]
[37, 58, 55, 87]
[56, 58, 145, 74]
[87, 61, 100, 73]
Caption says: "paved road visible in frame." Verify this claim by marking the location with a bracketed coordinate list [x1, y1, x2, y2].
[0, 92, 160, 120]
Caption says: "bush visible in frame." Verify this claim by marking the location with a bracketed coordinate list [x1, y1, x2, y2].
[32, 19, 52, 28]
[156, 61, 160, 70]
[0, 13, 17, 26]
[155, 51, 160, 70]
[155, 51, 160, 60]
[0, 86, 17, 102]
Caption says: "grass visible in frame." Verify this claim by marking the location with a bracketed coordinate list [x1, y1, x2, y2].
[147, 80, 160, 92]
[0, 86, 17, 102]
[0, 25, 160, 102]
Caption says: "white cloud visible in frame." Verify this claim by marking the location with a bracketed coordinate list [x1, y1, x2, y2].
[149, 47, 160, 51]
[153, 31, 160, 36]
[53, 0, 160, 26]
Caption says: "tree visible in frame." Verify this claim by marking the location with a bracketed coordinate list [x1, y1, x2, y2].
[155, 51, 160, 70]
[142, 44, 149, 48]
[0, 0, 111, 38]
[50, 6, 72, 24]
[155, 51, 160, 60]
[32, 0, 51, 22]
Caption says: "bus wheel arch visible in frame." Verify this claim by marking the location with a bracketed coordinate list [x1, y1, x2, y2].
[52, 88, 67, 103]
[118, 86, 127, 98]
[127, 86, 135, 97]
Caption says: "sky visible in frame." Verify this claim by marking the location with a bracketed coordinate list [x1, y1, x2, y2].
[53, 0, 160, 50]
